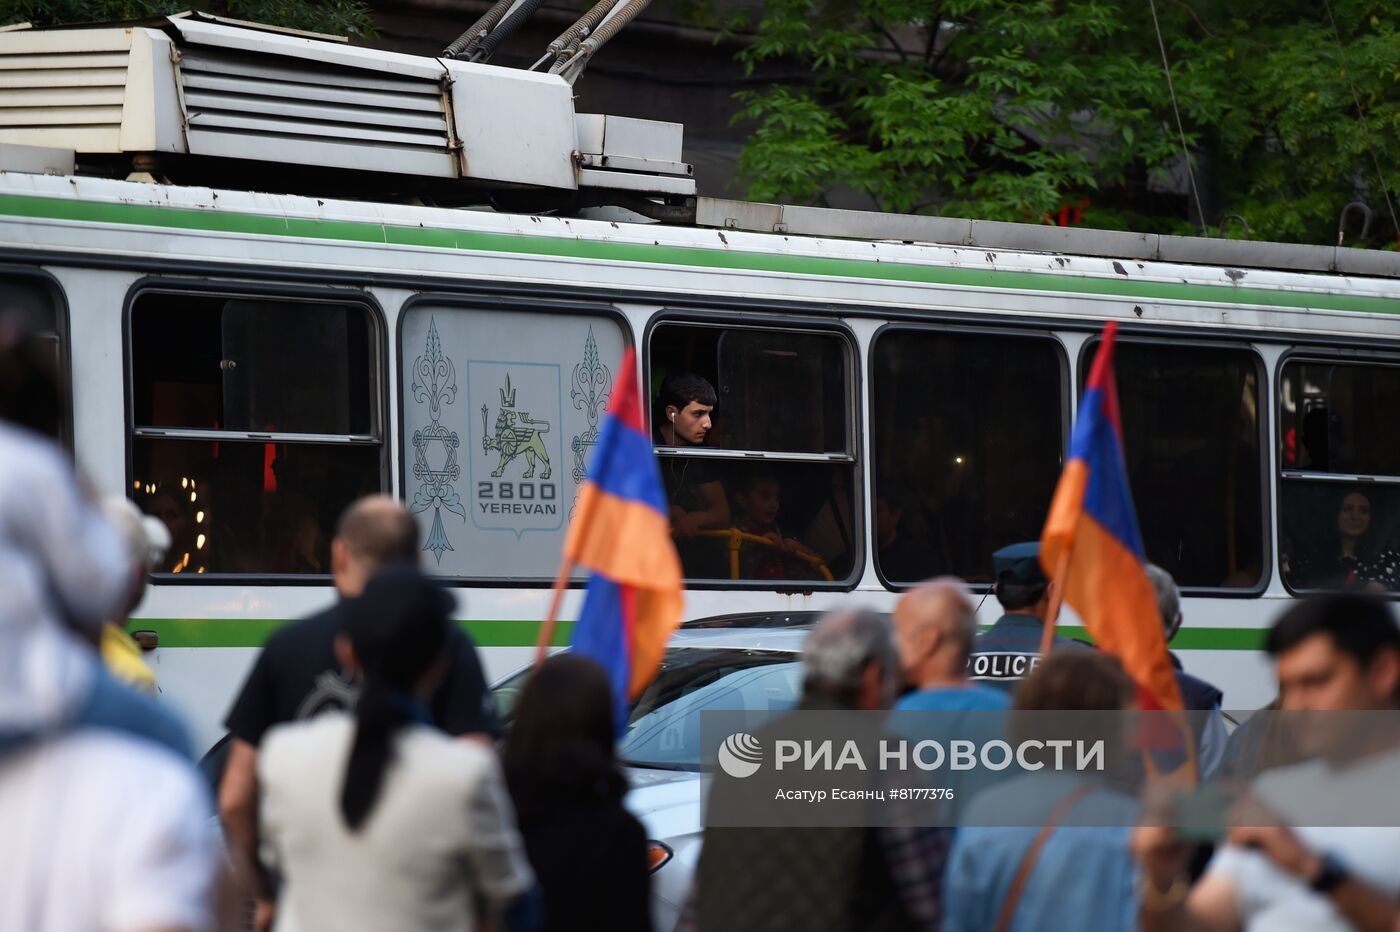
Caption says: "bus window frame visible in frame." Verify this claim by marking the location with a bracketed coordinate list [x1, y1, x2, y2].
[1275, 346, 1400, 598]
[644, 309, 864, 592]
[869, 321, 1071, 592]
[0, 265, 73, 451]
[123, 277, 390, 586]
[1077, 333, 1271, 597]
[394, 291, 634, 587]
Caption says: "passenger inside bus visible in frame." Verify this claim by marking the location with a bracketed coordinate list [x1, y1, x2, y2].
[874, 484, 935, 584]
[650, 324, 856, 584]
[1284, 487, 1400, 591]
[729, 469, 822, 580]
[142, 473, 250, 576]
[654, 372, 729, 537]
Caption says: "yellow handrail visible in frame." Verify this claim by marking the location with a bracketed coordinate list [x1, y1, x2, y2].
[690, 527, 834, 581]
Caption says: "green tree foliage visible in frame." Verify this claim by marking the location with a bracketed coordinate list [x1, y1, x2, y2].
[1, 0, 374, 39]
[731, 0, 1400, 246]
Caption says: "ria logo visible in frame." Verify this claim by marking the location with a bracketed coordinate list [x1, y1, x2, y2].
[717, 733, 763, 779]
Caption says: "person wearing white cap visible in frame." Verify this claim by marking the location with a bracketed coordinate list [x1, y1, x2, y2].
[100, 497, 173, 694]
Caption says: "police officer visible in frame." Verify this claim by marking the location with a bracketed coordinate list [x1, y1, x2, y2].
[967, 541, 1081, 692]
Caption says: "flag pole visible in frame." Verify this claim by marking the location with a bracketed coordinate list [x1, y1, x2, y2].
[535, 554, 574, 667]
[1039, 543, 1073, 656]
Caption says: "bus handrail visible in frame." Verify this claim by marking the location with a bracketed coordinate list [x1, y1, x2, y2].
[690, 527, 834, 582]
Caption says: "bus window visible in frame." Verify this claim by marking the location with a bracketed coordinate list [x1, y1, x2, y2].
[1280, 360, 1400, 593]
[872, 329, 1064, 586]
[1106, 342, 1263, 589]
[0, 275, 65, 443]
[649, 322, 858, 585]
[129, 290, 381, 576]
[399, 305, 627, 581]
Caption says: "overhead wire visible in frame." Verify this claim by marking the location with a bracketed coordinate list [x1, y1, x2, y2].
[1146, 0, 1208, 235]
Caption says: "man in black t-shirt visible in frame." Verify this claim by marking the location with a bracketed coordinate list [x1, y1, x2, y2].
[217, 495, 498, 915]
[655, 373, 730, 537]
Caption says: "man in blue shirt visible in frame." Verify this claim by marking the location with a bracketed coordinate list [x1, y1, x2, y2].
[892, 578, 1010, 826]
[968, 541, 1082, 693]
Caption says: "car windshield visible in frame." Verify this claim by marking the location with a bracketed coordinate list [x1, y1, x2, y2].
[493, 647, 801, 772]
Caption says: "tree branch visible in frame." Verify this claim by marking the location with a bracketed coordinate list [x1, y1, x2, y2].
[1171, 0, 1215, 38]
[869, 17, 909, 63]
[922, 8, 941, 66]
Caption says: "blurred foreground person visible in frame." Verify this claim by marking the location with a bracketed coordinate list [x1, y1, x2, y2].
[258, 566, 538, 932]
[943, 651, 1141, 932]
[892, 578, 1010, 820]
[100, 496, 173, 693]
[1145, 563, 1228, 780]
[1134, 594, 1400, 931]
[0, 309, 188, 756]
[0, 727, 221, 932]
[505, 655, 651, 932]
[893, 578, 1009, 713]
[0, 314, 218, 929]
[220, 495, 497, 911]
[688, 609, 946, 932]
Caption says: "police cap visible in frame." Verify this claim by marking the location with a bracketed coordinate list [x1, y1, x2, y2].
[992, 541, 1048, 587]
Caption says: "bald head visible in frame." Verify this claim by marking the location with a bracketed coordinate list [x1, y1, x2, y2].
[331, 496, 419, 597]
[893, 577, 978, 689]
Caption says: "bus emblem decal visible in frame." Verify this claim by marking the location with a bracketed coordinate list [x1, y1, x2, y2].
[481, 373, 553, 480]
[409, 317, 464, 563]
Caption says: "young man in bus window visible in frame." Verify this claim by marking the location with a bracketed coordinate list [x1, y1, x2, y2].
[655, 373, 730, 538]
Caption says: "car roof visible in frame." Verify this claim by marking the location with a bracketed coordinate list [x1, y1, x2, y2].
[668, 626, 809, 653]
[679, 610, 822, 630]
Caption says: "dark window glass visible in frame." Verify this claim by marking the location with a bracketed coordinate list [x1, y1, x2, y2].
[1280, 360, 1400, 593]
[872, 330, 1064, 585]
[1280, 361, 1400, 477]
[1281, 481, 1400, 592]
[131, 289, 381, 576]
[662, 457, 856, 583]
[131, 293, 374, 435]
[132, 438, 380, 575]
[650, 324, 849, 454]
[650, 322, 857, 585]
[1109, 343, 1262, 588]
[0, 276, 64, 441]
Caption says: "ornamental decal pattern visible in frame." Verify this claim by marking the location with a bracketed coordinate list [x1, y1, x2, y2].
[409, 317, 464, 563]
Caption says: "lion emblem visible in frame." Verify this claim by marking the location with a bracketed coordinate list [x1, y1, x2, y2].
[481, 374, 552, 479]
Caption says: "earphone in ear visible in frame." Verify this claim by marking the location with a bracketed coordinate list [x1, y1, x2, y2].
[669, 411, 676, 422]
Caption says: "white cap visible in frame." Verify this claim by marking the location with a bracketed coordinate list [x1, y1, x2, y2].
[101, 496, 172, 573]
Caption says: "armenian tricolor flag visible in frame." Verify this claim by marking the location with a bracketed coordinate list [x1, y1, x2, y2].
[1040, 321, 1184, 716]
[567, 349, 684, 728]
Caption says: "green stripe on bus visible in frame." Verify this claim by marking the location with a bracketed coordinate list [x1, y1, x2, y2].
[131, 617, 1261, 650]
[1048, 625, 1266, 651]
[2, 193, 1397, 316]
[130, 617, 575, 648]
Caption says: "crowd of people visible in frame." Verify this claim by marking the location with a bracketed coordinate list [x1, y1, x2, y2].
[684, 568, 1400, 932]
[7, 308, 1400, 932]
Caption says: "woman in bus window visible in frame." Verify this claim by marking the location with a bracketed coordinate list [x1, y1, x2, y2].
[1289, 489, 1400, 591]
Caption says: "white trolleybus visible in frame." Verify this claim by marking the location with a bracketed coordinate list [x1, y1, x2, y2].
[2, 15, 1398, 753]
